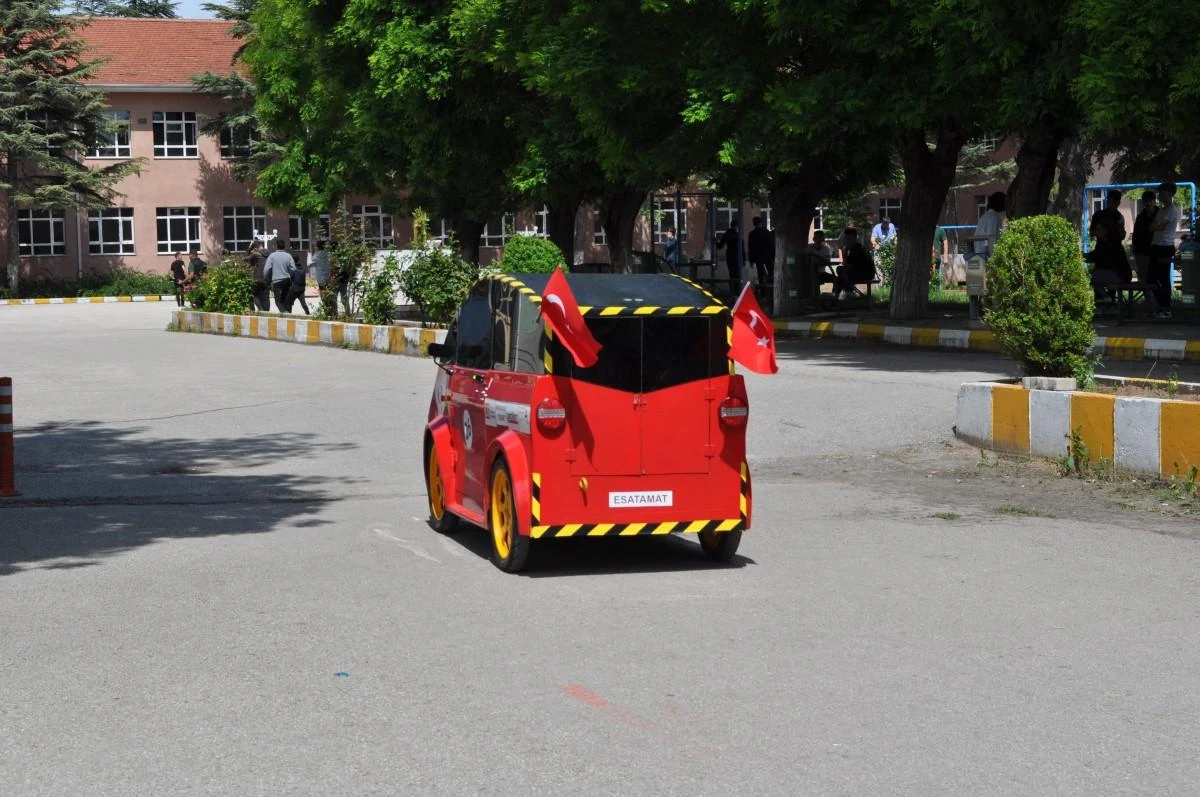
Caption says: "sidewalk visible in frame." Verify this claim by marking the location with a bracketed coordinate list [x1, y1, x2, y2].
[772, 307, 1200, 362]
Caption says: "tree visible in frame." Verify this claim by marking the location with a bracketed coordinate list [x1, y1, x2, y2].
[1, 1, 142, 293]
[72, 0, 177, 17]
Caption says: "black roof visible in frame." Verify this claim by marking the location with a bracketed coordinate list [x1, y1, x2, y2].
[504, 273, 721, 309]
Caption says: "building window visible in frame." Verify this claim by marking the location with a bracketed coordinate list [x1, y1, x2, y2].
[533, 205, 550, 238]
[879, 197, 902, 221]
[16, 209, 66, 256]
[90, 110, 131, 158]
[481, 213, 514, 247]
[220, 124, 255, 159]
[593, 209, 607, 245]
[352, 205, 393, 248]
[715, 199, 738, 234]
[223, 206, 265, 252]
[88, 208, 135, 255]
[757, 201, 773, 231]
[156, 206, 202, 253]
[288, 215, 330, 250]
[152, 111, 198, 158]
[430, 218, 450, 242]
[978, 133, 1000, 152]
[975, 195, 988, 220]
[653, 197, 688, 243]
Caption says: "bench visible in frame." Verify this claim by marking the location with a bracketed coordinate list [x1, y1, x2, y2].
[1100, 282, 1158, 319]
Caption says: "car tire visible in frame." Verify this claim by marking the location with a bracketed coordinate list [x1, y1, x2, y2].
[425, 440, 460, 534]
[488, 458, 530, 572]
[699, 529, 742, 563]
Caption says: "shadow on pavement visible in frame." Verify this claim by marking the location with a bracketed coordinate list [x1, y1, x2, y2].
[436, 522, 755, 577]
[0, 421, 352, 577]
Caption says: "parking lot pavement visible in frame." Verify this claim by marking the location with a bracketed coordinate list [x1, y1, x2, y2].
[3, 304, 1200, 796]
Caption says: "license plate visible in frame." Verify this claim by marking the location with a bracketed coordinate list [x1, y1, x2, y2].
[608, 491, 673, 508]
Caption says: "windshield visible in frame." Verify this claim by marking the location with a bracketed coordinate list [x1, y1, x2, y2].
[547, 314, 728, 392]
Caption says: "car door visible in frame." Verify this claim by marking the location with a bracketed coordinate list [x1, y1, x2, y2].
[449, 281, 494, 516]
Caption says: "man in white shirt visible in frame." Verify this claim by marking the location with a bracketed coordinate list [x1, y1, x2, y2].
[870, 215, 897, 251]
[1149, 181, 1180, 318]
[973, 192, 1006, 255]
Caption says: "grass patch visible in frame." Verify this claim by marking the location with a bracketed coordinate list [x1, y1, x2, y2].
[994, 505, 1042, 517]
[930, 512, 961, 520]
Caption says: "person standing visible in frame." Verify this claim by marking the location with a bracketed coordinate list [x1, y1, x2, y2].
[747, 216, 775, 289]
[169, 251, 187, 308]
[1131, 189, 1159, 289]
[1149, 181, 1180, 318]
[973, 192, 1006, 255]
[310, 239, 334, 315]
[264, 238, 297, 314]
[246, 240, 269, 311]
[288, 254, 311, 315]
[188, 249, 207, 281]
[870, 215, 897, 252]
[661, 228, 680, 269]
[716, 219, 744, 296]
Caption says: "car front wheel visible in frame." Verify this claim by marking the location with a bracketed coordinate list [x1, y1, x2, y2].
[426, 442, 460, 533]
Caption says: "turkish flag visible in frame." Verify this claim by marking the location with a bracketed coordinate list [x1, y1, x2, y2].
[730, 283, 778, 374]
[541, 267, 602, 368]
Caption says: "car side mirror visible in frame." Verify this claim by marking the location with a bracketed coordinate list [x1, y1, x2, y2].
[427, 341, 452, 360]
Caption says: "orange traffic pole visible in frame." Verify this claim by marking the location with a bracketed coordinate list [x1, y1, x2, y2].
[0, 377, 18, 497]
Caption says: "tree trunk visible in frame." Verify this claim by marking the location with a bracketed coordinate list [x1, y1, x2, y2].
[547, 193, 582, 269]
[1007, 126, 1067, 220]
[452, 219, 485, 265]
[1049, 136, 1089, 236]
[892, 125, 966, 321]
[600, 187, 647, 274]
[768, 176, 819, 316]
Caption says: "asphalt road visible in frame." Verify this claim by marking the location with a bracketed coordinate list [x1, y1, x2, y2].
[2, 304, 1200, 796]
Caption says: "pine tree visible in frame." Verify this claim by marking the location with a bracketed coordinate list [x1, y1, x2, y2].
[72, 1, 178, 18]
[1, 1, 143, 293]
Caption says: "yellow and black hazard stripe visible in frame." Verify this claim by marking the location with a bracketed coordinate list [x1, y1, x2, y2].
[528, 466, 750, 539]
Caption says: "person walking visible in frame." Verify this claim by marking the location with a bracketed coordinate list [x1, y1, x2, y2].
[169, 251, 187, 307]
[1149, 181, 1180, 318]
[288, 254, 311, 315]
[264, 238, 298, 314]
[747, 216, 775, 289]
[246, 240, 270, 311]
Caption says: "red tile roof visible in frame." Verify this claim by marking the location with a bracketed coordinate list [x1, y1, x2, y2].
[77, 18, 241, 86]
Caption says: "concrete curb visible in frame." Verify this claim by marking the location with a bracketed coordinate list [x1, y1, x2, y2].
[773, 319, 1200, 363]
[954, 380, 1200, 478]
[1, 294, 175, 306]
[170, 310, 447, 358]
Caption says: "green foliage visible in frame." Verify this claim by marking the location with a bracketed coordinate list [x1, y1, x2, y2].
[356, 253, 402, 326]
[399, 243, 478, 327]
[325, 207, 372, 317]
[495, 235, 564, 274]
[187, 259, 255, 314]
[984, 215, 1096, 382]
[875, 240, 896, 287]
[72, 0, 178, 16]
[5, 268, 172, 299]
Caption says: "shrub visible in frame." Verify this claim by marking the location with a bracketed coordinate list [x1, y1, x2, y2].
[495, 235, 565, 274]
[187, 258, 255, 314]
[875, 239, 896, 286]
[984, 215, 1095, 381]
[12, 268, 174, 299]
[356, 252, 403, 326]
[399, 241, 478, 326]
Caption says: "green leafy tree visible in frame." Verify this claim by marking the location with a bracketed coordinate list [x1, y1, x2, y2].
[72, 0, 177, 17]
[2, 1, 143, 293]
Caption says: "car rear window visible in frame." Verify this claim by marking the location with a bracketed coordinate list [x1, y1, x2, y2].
[547, 314, 729, 392]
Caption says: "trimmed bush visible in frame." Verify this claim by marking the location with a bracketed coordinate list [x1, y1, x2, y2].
[356, 252, 402, 326]
[187, 259, 255, 315]
[984, 215, 1095, 381]
[8, 268, 174, 299]
[399, 243, 478, 326]
[495, 235, 565, 274]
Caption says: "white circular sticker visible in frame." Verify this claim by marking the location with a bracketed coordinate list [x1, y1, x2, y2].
[462, 410, 474, 450]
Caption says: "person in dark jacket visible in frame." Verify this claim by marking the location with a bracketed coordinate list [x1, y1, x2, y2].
[1131, 189, 1158, 287]
[246, 240, 269, 311]
[169, 251, 187, 307]
[835, 228, 874, 297]
[716, 219, 745, 296]
[747, 216, 775, 288]
[264, 239, 297, 313]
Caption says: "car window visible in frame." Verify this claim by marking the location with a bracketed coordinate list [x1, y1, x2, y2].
[548, 314, 727, 392]
[491, 281, 514, 371]
[455, 281, 492, 370]
[513, 289, 544, 375]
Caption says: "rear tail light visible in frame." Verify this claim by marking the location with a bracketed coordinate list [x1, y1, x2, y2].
[536, 397, 567, 433]
[719, 396, 748, 428]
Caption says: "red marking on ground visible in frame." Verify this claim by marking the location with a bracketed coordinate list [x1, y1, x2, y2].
[559, 684, 718, 757]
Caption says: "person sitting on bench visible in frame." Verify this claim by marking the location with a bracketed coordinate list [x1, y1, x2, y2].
[1085, 207, 1132, 302]
[835, 228, 876, 298]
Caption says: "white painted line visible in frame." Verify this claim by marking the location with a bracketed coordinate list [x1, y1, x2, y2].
[1028, 389, 1071, 458]
[831, 322, 859, 338]
[1091, 336, 1107, 353]
[1143, 338, 1187, 360]
[785, 321, 811, 333]
[883, 326, 912, 345]
[955, 382, 993, 445]
[939, 329, 971, 349]
[1115, 398, 1161, 475]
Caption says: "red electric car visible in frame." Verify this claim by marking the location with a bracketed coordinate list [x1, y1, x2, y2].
[424, 272, 752, 572]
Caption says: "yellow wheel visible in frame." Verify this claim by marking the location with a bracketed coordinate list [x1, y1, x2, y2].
[425, 439, 459, 533]
[489, 459, 530, 572]
[699, 529, 742, 563]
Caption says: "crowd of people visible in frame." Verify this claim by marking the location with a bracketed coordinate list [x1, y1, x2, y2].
[1088, 182, 1181, 318]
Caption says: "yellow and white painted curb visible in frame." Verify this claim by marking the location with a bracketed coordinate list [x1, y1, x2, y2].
[774, 319, 1200, 362]
[1, 294, 175, 306]
[171, 310, 447, 358]
[954, 381, 1200, 478]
